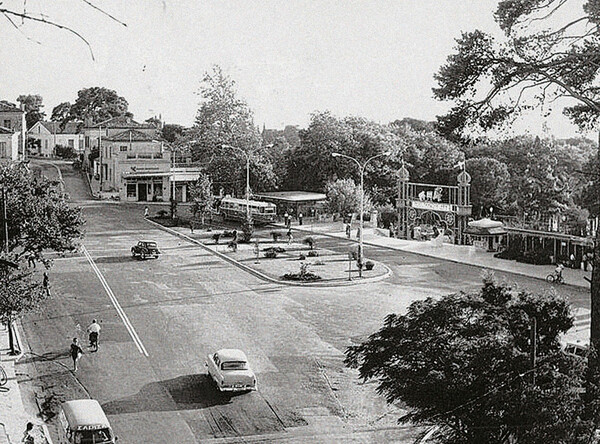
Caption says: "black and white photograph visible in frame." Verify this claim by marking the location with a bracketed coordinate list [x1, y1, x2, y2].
[2, 1, 600, 443]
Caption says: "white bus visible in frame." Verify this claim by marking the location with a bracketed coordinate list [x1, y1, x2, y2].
[219, 197, 277, 224]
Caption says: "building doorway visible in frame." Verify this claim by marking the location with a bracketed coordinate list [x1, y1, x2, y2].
[138, 183, 147, 201]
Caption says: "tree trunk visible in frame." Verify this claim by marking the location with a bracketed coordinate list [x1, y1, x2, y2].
[7, 319, 16, 355]
[587, 132, 600, 406]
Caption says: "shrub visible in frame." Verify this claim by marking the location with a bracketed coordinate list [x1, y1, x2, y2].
[308, 250, 319, 257]
[365, 260, 374, 270]
[303, 237, 316, 250]
[212, 233, 222, 244]
[156, 209, 169, 218]
[281, 263, 322, 281]
[263, 246, 286, 253]
[264, 250, 278, 258]
[271, 231, 282, 242]
[299, 253, 306, 260]
[240, 218, 254, 243]
[222, 230, 234, 238]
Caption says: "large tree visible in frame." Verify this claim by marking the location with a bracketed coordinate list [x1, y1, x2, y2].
[69, 87, 131, 125]
[346, 276, 591, 443]
[0, 163, 84, 352]
[187, 66, 276, 195]
[189, 172, 214, 226]
[51, 102, 72, 124]
[17, 94, 45, 129]
[325, 178, 372, 218]
[433, 0, 600, 397]
[465, 157, 511, 217]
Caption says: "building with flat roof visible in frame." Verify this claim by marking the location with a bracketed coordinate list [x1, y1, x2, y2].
[254, 191, 327, 216]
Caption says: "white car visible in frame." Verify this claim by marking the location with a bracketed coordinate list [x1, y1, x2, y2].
[205, 349, 257, 392]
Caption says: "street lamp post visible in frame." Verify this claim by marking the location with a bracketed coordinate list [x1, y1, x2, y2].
[331, 151, 391, 277]
[222, 144, 250, 220]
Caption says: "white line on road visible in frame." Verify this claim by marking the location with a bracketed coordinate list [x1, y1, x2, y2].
[82, 245, 149, 356]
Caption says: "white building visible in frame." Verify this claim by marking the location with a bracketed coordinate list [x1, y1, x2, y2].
[27, 121, 84, 157]
[0, 127, 19, 161]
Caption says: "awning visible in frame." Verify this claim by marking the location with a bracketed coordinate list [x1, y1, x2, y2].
[468, 218, 504, 229]
[122, 171, 170, 178]
[465, 226, 507, 236]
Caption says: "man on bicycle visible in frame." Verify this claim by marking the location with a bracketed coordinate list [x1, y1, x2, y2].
[555, 263, 564, 282]
[87, 319, 101, 351]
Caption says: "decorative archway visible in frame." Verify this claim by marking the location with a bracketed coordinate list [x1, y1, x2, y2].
[397, 166, 472, 245]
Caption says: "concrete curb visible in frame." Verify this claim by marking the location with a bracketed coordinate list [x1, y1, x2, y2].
[280, 224, 589, 290]
[145, 219, 392, 287]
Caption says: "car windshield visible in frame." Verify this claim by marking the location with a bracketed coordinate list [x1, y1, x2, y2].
[221, 361, 248, 371]
[74, 428, 112, 443]
[144, 242, 157, 248]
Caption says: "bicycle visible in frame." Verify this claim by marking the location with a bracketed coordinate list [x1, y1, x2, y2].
[546, 273, 565, 284]
[0, 363, 7, 386]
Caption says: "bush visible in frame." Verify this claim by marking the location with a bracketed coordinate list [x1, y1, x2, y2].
[281, 263, 322, 281]
[227, 240, 238, 252]
[365, 260, 374, 270]
[308, 250, 319, 257]
[156, 210, 169, 218]
[264, 250, 278, 258]
[271, 231, 282, 242]
[299, 253, 306, 260]
[212, 233, 222, 244]
[263, 246, 286, 253]
[72, 159, 81, 169]
[55, 144, 77, 159]
[303, 237, 316, 250]
[240, 218, 254, 243]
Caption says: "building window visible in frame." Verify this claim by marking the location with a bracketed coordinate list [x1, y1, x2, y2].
[3, 120, 10, 129]
[0, 142, 6, 157]
[127, 183, 136, 198]
[120, 145, 128, 152]
[85, 136, 89, 148]
[68, 139, 74, 148]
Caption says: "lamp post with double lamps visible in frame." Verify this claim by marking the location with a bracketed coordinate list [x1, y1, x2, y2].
[222, 144, 251, 220]
[331, 151, 391, 277]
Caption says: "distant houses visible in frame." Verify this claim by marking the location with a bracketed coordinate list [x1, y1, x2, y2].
[28, 121, 84, 157]
[0, 101, 26, 161]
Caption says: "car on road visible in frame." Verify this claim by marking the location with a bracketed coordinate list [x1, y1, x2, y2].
[58, 399, 116, 443]
[205, 349, 257, 392]
[131, 240, 161, 259]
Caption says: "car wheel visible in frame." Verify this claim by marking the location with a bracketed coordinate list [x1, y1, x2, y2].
[141, 253, 146, 260]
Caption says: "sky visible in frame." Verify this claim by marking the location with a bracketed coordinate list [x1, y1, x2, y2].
[0, 0, 588, 137]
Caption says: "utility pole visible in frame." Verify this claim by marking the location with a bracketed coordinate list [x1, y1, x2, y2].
[98, 126, 103, 191]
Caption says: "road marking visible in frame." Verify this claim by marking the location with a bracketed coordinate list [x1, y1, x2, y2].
[81, 245, 149, 356]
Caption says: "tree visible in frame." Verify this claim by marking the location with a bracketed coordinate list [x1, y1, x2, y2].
[346, 275, 591, 443]
[17, 94, 45, 128]
[0, 163, 84, 352]
[145, 117, 162, 128]
[465, 157, 511, 217]
[264, 136, 290, 188]
[51, 102, 72, 128]
[161, 124, 185, 143]
[325, 178, 372, 218]
[433, 0, 600, 395]
[189, 172, 214, 226]
[188, 66, 276, 195]
[69, 87, 131, 125]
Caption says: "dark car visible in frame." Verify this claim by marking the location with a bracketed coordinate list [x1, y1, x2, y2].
[131, 240, 161, 259]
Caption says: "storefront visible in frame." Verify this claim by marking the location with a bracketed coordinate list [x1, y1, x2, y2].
[121, 171, 170, 202]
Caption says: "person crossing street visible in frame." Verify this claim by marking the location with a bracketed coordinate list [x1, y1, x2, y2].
[87, 319, 101, 351]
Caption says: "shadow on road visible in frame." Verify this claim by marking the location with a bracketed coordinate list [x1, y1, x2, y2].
[93, 255, 137, 264]
[102, 374, 246, 414]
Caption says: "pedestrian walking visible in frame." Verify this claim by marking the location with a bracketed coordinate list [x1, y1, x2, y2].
[570, 253, 576, 268]
[287, 228, 293, 244]
[87, 319, 101, 351]
[356, 226, 361, 240]
[22, 422, 34, 444]
[27, 252, 36, 268]
[232, 229, 238, 242]
[346, 223, 351, 239]
[42, 272, 50, 296]
[584, 252, 590, 271]
[144, 206, 149, 218]
[190, 221, 194, 234]
[298, 212, 303, 225]
[284, 212, 289, 227]
[70, 338, 83, 371]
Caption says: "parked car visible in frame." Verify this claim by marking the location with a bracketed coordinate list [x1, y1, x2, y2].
[205, 349, 257, 392]
[131, 240, 161, 259]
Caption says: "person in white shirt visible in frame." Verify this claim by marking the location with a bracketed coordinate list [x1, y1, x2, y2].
[87, 319, 101, 351]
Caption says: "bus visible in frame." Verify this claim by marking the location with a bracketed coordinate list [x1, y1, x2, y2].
[219, 196, 277, 225]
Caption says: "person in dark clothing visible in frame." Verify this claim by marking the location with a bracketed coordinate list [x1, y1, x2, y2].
[298, 212, 303, 225]
[70, 338, 83, 371]
[42, 272, 50, 296]
[27, 253, 36, 268]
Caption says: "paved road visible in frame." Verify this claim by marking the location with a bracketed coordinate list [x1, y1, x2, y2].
[16, 161, 591, 443]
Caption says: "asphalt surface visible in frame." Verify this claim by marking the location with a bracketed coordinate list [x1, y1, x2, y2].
[16, 161, 592, 444]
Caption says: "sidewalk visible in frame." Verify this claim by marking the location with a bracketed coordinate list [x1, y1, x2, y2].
[286, 221, 592, 289]
[0, 324, 47, 444]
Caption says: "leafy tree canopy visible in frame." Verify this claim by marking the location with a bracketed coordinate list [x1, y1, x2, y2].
[50, 102, 72, 128]
[187, 66, 276, 195]
[465, 157, 511, 216]
[325, 178, 372, 217]
[161, 123, 185, 143]
[346, 275, 591, 443]
[69, 87, 131, 125]
[17, 94, 45, 128]
[434, 0, 600, 140]
[189, 172, 214, 224]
